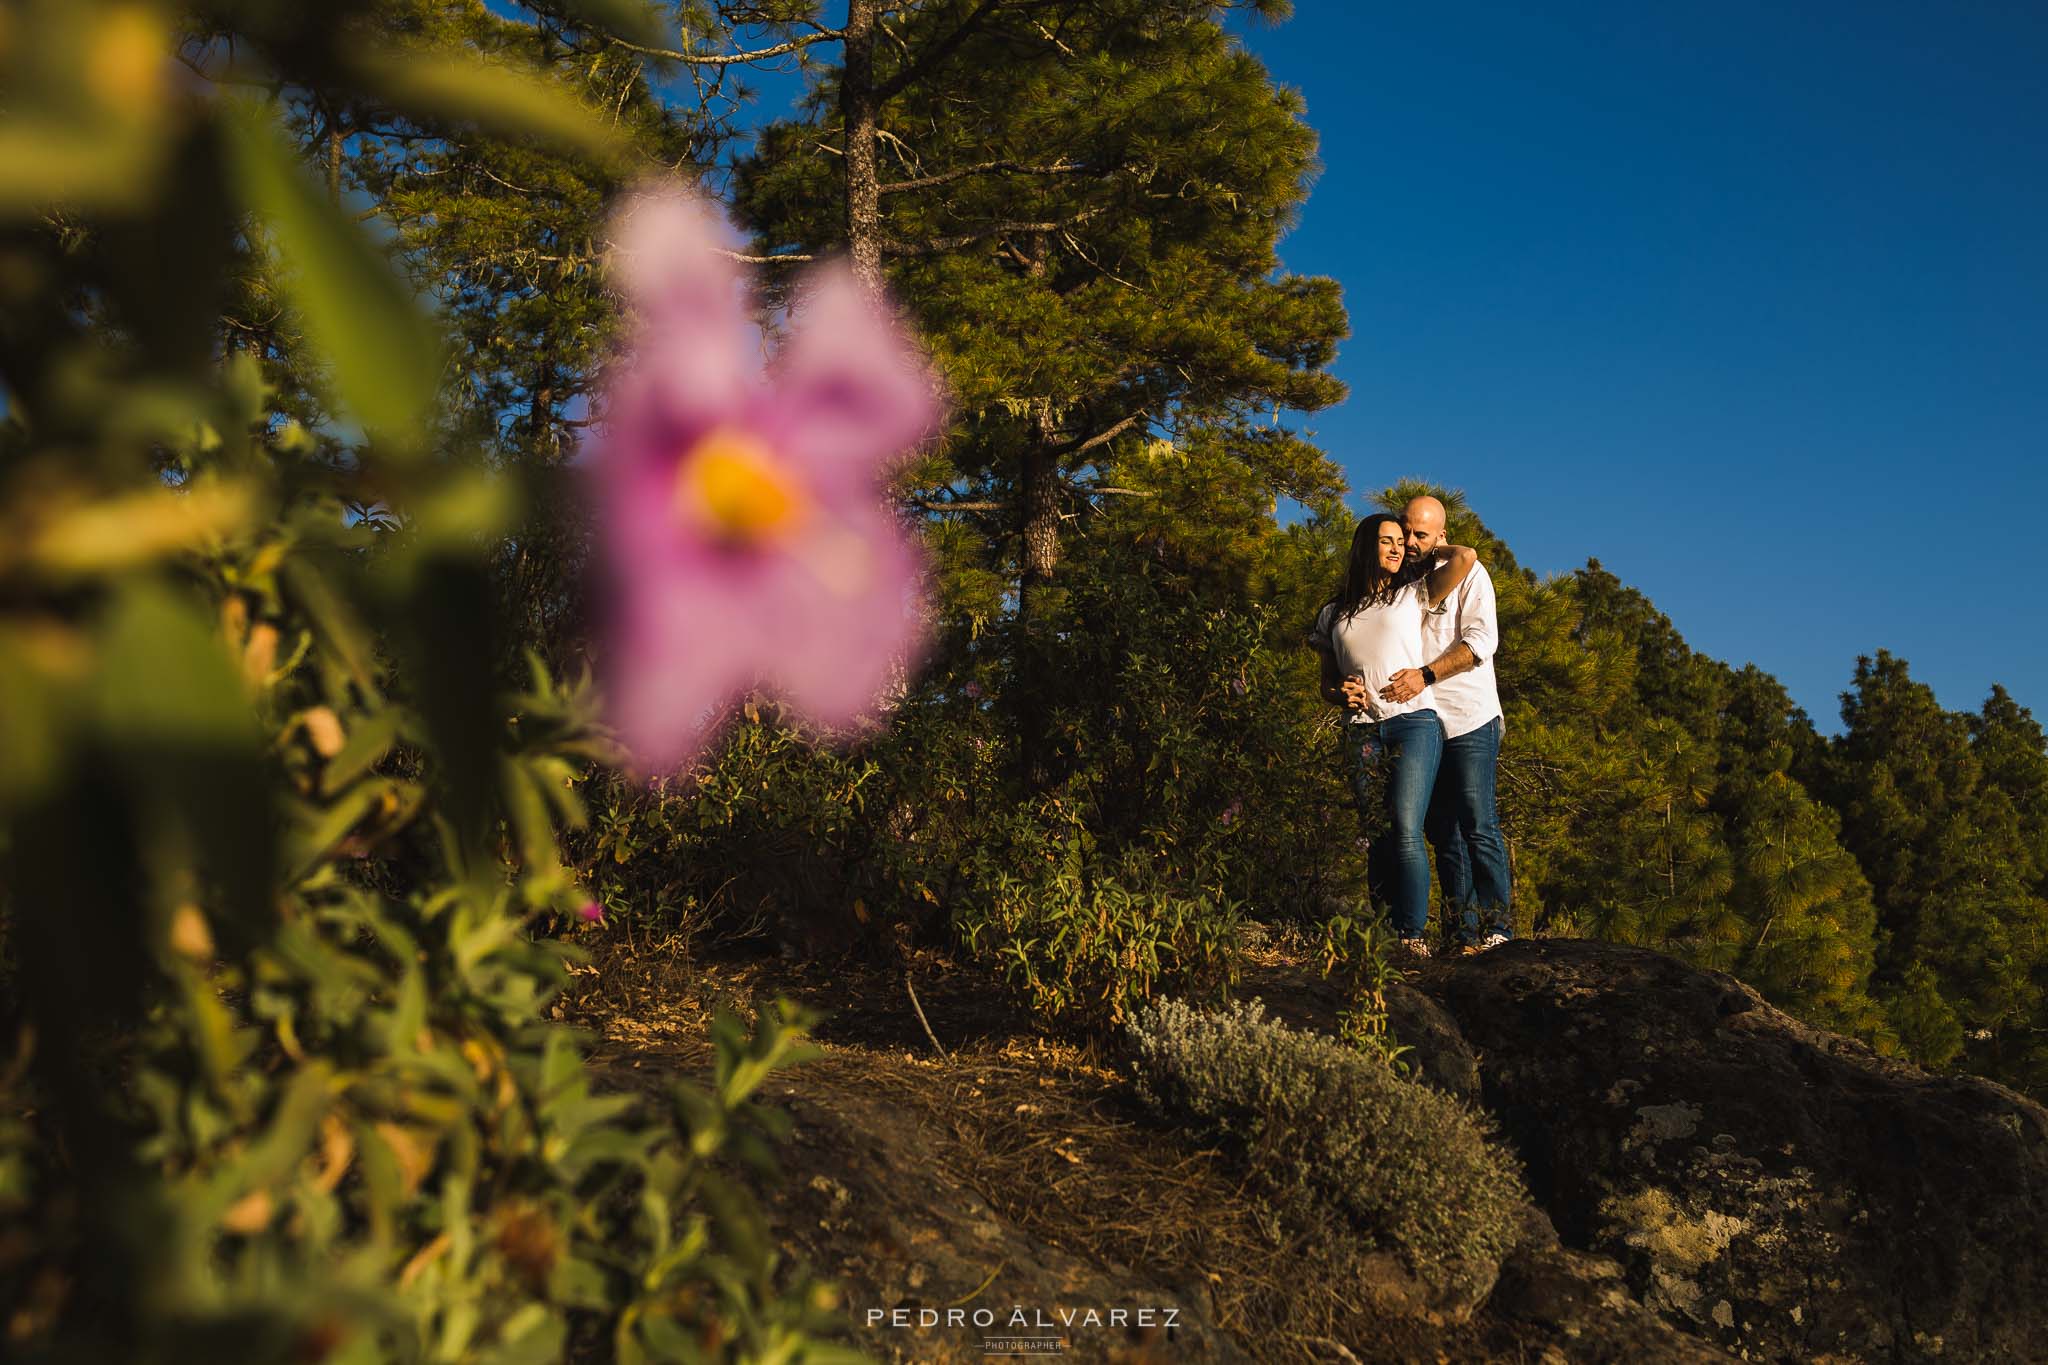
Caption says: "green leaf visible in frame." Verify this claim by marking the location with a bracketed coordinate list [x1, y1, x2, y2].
[353, 50, 627, 164]
[96, 582, 277, 948]
[223, 103, 442, 436]
[0, 121, 158, 215]
[537, 1027, 583, 1101]
[0, 632, 72, 810]
[95, 584, 257, 749]
[217, 1061, 334, 1203]
[485, 1304, 565, 1365]
[550, 1254, 613, 1310]
[503, 758, 565, 885]
[543, 0, 672, 49]
[382, 962, 428, 1057]
[279, 555, 380, 698]
[322, 707, 401, 796]
[283, 780, 389, 884]
[172, 963, 254, 1106]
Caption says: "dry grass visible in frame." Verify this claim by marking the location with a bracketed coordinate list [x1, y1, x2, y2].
[563, 932, 1543, 1363]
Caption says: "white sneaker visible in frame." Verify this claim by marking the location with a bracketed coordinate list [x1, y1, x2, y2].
[1477, 932, 1510, 951]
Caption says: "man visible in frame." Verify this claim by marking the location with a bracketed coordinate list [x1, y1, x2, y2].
[1378, 495, 1512, 949]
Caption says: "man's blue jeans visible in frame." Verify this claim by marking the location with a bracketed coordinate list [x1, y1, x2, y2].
[1427, 715, 1513, 943]
[1346, 709, 1445, 939]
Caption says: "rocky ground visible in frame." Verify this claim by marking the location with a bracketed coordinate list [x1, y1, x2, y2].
[567, 932, 2047, 1363]
[1421, 939, 2048, 1362]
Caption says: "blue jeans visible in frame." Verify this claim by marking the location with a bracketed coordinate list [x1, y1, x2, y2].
[1346, 709, 1445, 938]
[1427, 716, 1513, 943]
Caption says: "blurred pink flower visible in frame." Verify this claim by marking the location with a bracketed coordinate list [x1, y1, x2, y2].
[593, 187, 942, 771]
[1218, 798, 1243, 827]
[577, 900, 605, 923]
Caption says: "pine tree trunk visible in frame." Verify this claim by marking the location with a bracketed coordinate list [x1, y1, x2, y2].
[1014, 398, 1061, 788]
[840, 0, 884, 293]
[326, 111, 343, 206]
[1012, 228, 1063, 788]
[1019, 410, 1061, 603]
[526, 344, 557, 459]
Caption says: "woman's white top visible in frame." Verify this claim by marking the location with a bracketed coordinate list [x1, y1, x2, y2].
[1311, 581, 1437, 724]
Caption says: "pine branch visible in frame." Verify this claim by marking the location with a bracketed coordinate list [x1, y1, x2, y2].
[877, 158, 1084, 195]
[607, 29, 842, 66]
[1055, 409, 1147, 457]
[873, 0, 1006, 102]
[880, 206, 1105, 256]
[915, 481, 1154, 516]
[917, 498, 1006, 512]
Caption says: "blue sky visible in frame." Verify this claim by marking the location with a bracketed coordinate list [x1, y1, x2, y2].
[1223, 2, 2048, 729]
[706, 1, 2045, 730]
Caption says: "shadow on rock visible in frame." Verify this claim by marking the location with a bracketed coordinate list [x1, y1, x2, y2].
[1415, 938, 2048, 1363]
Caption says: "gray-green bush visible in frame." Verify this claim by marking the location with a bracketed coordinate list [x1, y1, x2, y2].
[1125, 998, 1525, 1276]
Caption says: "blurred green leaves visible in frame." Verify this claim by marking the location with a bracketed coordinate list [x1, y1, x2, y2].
[540, 0, 673, 50]
[0, 2, 847, 1360]
[96, 582, 277, 943]
[0, 0, 178, 214]
[224, 103, 445, 438]
[353, 49, 631, 166]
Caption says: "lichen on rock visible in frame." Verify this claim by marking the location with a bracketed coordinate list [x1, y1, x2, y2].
[1422, 939, 2048, 1363]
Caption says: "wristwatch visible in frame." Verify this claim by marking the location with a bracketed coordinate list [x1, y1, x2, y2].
[1420, 665, 1437, 686]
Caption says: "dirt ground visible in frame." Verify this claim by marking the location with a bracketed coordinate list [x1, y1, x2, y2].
[561, 931, 1608, 1364]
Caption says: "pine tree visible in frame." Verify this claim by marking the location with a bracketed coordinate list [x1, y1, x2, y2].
[1721, 768, 1887, 1037]
[1491, 553, 1886, 1039]
[1820, 652, 2048, 1080]
[734, 1, 1346, 780]
[1890, 962, 1966, 1069]
[1971, 685, 2048, 888]
[1479, 570, 1634, 933]
[1718, 663, 1827, 791]
[1821, 651, 1980, 973]
[1572, 559, 1728, 742]
[326, 1, 722, 665]
[1578, 717, 1739, 958]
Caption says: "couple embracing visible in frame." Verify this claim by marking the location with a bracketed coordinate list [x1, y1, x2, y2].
[1308, 496, 1512, 959]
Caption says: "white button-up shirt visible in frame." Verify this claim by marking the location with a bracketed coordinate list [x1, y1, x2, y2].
[1420, 559, 1503, 740]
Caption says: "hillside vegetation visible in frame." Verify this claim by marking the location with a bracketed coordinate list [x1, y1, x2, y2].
[2, 2, 2043, 1360]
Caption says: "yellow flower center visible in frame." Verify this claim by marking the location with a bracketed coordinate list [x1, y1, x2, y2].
[674, 429, 807, 544]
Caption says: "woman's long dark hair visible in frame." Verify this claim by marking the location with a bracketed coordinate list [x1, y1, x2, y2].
[1325, 512, 1422, 624]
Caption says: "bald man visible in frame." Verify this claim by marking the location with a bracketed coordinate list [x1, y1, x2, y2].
[1379, 495, 1512, 949]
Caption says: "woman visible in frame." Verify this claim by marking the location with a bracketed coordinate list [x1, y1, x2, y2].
[1309, 513, 1477, 957]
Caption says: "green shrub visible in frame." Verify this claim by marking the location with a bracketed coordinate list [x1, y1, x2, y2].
[569, 529, 1364, 1015]
[1124, 998, 1525, 1275]
[1316, 915, 1415, 1072]
[580, 714, 896, 942]
[0, 8, 848, 1357]
[951, 801, 1242, 1026]
[0, 450, 846, 1363]
[1002, 544, 1371, 924]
